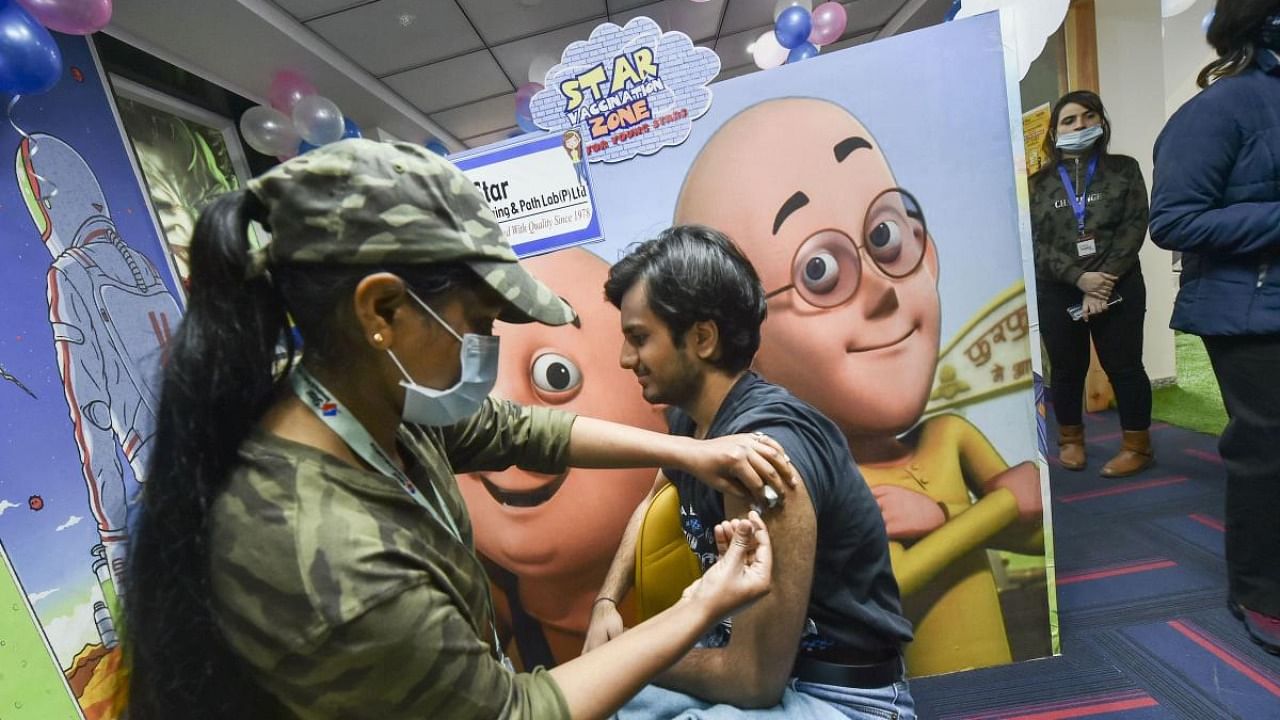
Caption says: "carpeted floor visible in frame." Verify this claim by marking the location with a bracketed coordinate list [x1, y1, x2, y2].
[910, 409, 1280, 720]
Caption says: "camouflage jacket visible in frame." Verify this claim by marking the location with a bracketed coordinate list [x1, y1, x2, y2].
[210, 397, 576, 719]
[1029, 153, 1150, 287]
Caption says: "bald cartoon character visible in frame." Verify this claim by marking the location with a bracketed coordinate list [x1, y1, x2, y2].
[675, 98, 1044, 676]
[457, 248, 665, 668]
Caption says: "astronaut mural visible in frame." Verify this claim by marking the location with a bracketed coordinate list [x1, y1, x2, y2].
[0, 32, 184, 719]
[18, 131, 179, 600]
[457, 248, 666, 668]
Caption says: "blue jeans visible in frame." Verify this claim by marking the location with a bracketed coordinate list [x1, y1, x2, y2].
[614, 679, 915, 720]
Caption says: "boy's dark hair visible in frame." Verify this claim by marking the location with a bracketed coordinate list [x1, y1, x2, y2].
[1199, 0, 1280, 87]
[604, 224, 766, 373]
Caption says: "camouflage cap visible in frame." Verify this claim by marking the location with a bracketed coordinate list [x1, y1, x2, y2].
[247, 138, 576, 326]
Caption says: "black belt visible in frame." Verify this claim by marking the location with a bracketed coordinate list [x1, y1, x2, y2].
[792, 653, 904, 689]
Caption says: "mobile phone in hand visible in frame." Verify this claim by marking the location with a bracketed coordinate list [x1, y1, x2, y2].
[1068, 293, 1123, 321]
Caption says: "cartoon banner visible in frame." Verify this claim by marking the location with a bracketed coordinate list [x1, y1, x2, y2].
[529, 17, 719, 164]
[1023, 102, 1052, 176]
[0, 34, 182, 720]
[452, 132, 603, 257]
[461, 12, 1057, 679]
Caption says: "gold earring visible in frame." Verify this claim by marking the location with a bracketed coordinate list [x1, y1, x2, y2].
[373, 332, 385, 345]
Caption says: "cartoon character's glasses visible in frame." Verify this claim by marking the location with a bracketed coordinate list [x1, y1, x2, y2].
[763, 188, 929, 309]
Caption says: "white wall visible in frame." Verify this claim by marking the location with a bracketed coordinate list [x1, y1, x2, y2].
[1163, 0, 1217, 115]
[1094, 0, 1178, 383]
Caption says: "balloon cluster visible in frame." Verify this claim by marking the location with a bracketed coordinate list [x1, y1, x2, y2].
[239, 70, 362, 160]
[0, 0, 113, 97]
[752, 0, 847, 70]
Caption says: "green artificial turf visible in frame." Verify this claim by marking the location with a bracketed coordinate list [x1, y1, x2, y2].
[1152, 332, 1228, 436]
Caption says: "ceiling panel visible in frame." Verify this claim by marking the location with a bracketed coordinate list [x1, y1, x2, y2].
[611, 0, 727, 42]
[464, 127, 522, 149]
[846, 0, 910, 36]
[273, 0, 369, 21]
[383, 50, 513, 114]
[607, 0, 659, 11]
[431, 93, 518, 139]
[712, 27, 758, 70]
[306, 0, 483, 76]
[490, 19, 600, 87]
[460, 0, 607, 46]
[720, 0, 779, 35]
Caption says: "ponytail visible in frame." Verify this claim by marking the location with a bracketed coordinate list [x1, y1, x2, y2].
[124, 190, 291, 719]
[1198, 45, 1255, 87]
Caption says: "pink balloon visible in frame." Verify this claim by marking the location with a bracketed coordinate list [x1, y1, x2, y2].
[808, 2, 847, 47]
[269, 70, 317, 115]
[514, 82, 542, 118]
[17, 0, 112, 35]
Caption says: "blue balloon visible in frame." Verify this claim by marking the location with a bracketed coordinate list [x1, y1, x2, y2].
[945, 0, 962, 22]
[0, 0, 63, 96]
[516, 112, 539, 133]
[424, 139, 449, 156]
[342, 116, 362, 139]
[787, 43, 820, 64]
[1202, 10, 1215, 35]
[774, 6, 813, 50]
[297, 139, 320, 154]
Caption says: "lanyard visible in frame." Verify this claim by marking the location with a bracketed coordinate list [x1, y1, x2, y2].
[289, 367, 514, 670]
[1057, 155, 1099, 235]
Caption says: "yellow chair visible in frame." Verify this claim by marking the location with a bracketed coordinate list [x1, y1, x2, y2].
[634, 483, 702, 621]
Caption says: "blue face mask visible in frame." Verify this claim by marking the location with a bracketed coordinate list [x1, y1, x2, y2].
[385, 290, 499, 427]
[1055, 125, 1104, 154]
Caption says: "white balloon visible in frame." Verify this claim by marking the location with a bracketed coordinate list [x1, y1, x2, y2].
[528, 54, 557, 85]
[774, 0, 813, 21]
[292, 95, 345, 146]
[240, 105, 300, 157]
[1161, 0, 1196, 18]
[752, 30, 790, 70]
[956, 0, 1070, 80]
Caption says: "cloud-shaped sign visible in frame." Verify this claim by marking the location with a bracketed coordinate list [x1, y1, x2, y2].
[957, 0, 1070, 80]
[530, 17, 719, 164]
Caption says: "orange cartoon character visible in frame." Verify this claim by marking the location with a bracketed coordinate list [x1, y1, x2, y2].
[674, 98, 1045, 676]
[457, 247, 664, 668]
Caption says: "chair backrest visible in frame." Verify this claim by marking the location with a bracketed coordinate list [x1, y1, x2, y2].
[634, 482, 702, 621]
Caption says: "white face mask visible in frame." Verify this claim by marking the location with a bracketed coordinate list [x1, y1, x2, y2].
[1056, 125, 1104, 154]
[385, 290, 499, 427]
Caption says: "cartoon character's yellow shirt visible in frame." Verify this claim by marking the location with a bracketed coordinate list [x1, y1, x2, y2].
[859, 413, 1043, 677]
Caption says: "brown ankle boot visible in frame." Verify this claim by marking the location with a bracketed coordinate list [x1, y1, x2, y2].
[1057, 425, 1086, 470]
[1101, 430, 1154, 478]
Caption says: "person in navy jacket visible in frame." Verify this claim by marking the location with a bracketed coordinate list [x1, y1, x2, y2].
[1150, 0, 1280, 655]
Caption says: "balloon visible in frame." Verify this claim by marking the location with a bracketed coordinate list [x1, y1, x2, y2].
[774, 6, 813, 50]
[808, 2, 847, 46]
[268, 70, 316, 114]
[297, 139, 320, 155]
[292, 94, 344, 145]
[516, 113, 539, 133]
[515, 81, 542, 115]
[239, 105, 300, 157]
[1161, 0, 1195, 18]
[528, 55, 556, 84]
[425, 138, 449, 156]
[0, 0, 62, 95]
[342, 116, 362, 139]
[787, 42, 820, 64]
[16, 0, 111, 35]
[1202, 10, 1215, 35]
[773, 0, 811, 21]
[944, 0, 962, 21]
[751, 30, 790, 70]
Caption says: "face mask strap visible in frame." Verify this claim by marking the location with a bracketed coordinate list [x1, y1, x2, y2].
[406, 288, 464, 343]
[385, 347, 415, 383]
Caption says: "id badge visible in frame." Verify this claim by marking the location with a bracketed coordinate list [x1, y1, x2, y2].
[1076, 233, 1097, 258]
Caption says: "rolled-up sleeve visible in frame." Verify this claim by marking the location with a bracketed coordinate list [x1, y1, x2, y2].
[438, 397, 577, 475]
[269, 582, 570, 720]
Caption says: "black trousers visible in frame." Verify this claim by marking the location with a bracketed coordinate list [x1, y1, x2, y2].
[1038, 271, 1152, 430]
[1203, 334, 1280, 616]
